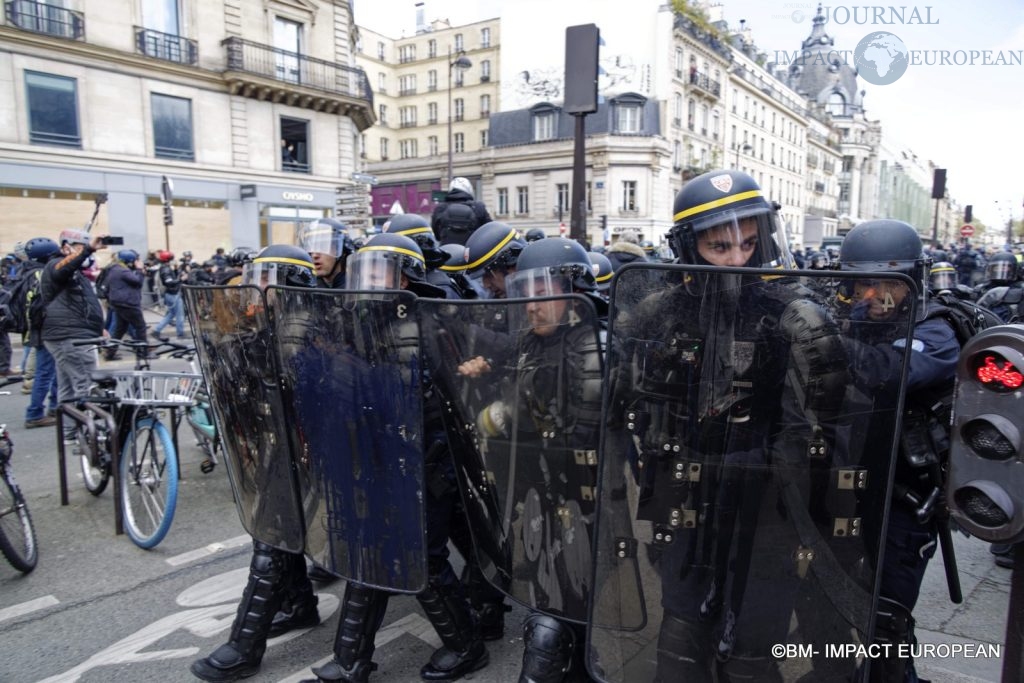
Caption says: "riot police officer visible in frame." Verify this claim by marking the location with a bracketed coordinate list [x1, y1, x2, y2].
[304, 234, 488, 683]
[976, 251, 1023, 322]
[836, 220, 960, 683]
[383, 213, 464, 299]
[297, 217, 356, 288]
[525, 227, 547, 242]
[587, 250, 614, 299]
[591, 170, 855, 682]
[464, 221, 525, 299]
[190, 244, 320, 682]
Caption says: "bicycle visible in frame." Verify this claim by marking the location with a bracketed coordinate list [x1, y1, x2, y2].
[58, 338, 201, 549]
[162, 341, 221, 475]
[0, 376, 39, 573]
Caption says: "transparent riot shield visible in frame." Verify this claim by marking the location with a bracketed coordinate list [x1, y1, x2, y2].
[589, 265, 916, 683]
[182, 285, 305, 553]
[419, 294, 605, 623]
[270, 286, 427, 593]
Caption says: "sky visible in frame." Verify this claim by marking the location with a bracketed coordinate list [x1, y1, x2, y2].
[353, 0, 1024, 233]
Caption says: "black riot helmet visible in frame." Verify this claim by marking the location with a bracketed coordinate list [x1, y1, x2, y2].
[464, 221, 524, 276]
[439, 243, 468, 273]
[506, 237, 596, 299]
[347, 232, 434, 290]
[929, 261, 958, 292]
[226, 246, 257, 267]
[668, 169, 793, 271]
[808, 251, 830, 270]
[383, 213, 450, 269]
[930, 248, 948, 263]
[524, 228, 546, 242]
[985, 251, 1018, 284]
[296, 218, 356, 260]
[837, 219, 929, 320]
[588, 251, 614, 293]
[242, 244, 317, 289]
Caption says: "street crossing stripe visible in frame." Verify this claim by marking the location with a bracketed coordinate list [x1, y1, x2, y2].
[0, 595, 59, 623]
[165, 534, 251, 566]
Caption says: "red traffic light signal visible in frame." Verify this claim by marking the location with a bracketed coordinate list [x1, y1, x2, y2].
[946, 324, 1024, 543]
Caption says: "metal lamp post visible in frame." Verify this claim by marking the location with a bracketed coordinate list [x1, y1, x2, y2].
[447, 47, 472, 185]
[733, 143, 753, 169]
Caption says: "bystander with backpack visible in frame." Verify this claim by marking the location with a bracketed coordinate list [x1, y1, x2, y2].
[20, 238, 62, 428]
[42, 230, 109, 442]
[430, 177, 492, 246]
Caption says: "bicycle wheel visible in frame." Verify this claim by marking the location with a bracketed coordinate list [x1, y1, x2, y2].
[77, 420, 110, 497]
[120, 416, 178, 549]
[0, 467, 39, 573]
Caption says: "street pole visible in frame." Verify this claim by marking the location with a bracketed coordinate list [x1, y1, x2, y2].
[446, 47, 471, 187]
[569, 114, 587, 246]
[931, 197, 940, 245]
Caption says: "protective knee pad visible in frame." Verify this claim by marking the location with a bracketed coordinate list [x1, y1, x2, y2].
[519, 613, 575, 683]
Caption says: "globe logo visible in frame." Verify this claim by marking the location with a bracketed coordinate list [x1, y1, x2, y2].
[854, 31, 909, 85]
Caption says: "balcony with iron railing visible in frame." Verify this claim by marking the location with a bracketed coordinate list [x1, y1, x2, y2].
[5, 0, 84, 40]
[688, 71, 721, 98]
[135, 26, 198, 65]
[222, 37, 374, 130]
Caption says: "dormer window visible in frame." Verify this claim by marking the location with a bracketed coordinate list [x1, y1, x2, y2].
[611, 93, 646, 134]
[531, 103, 558, 141]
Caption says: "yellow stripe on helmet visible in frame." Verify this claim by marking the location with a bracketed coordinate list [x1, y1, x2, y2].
[673, 190, 764, 222]
[466, 230, 516, 271]
[253, 256, 314, 268]
[360, 245, 425, 262]
[394, 226, 432, 236]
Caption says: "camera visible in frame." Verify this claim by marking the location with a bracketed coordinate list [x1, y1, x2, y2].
[99, 236, 125, 246]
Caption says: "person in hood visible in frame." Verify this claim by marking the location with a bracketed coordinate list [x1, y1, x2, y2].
[604, 229, 649, 272]
[430, 177, 493, 247]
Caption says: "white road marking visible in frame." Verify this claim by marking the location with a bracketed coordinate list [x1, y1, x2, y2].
[165, 534, 251, 566]
[276, 612, 441, 683]
[0, 595, 60, 623]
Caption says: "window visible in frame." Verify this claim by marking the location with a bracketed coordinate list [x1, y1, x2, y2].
[399, 44, 415, 63]
[378, 104, 387, 125]
[380, 137, 389, 160]
[687, 98, 695, 130]
[497, 188, 508, 215]
[454, 132, 464, 153]
[534, 112, 556, 141]
[673, 93, 682, 126]
[556, 183, 569, 214]
[427, 102, 438, 125]
[622, 181, 637, 211]
[481, 59, 491, 81]
[480, 129, 488, 146]
[480, 94, 491, 117]
[828, 92, 846, 116]
[152, 93, 193, 160]
[377, 73, 386, 94]
[399, 74, 416, 95]
[428, 70, 437, 91]
[585, 181, 592, 211]
[455, 69, 465, 87]
[400, 139, 417, 159]
[700, 104, 708, 135]
[26, 71, 81, 147]
[280, 116, 309, 173]
[399, 105, 417, 127]
[273, 17, 302, 83]
[454, 34, 463, 51]
[454, 98, 464, 122]
[377, 41, 385, 60]
[614, 104, 641, 133]
[674, 48, 684, 77]
[712, 110, 720, 139]
[428, 136, 438, 155]
[673, 141, 681, 169]
[428, 39, 436, 58]
[481, 27, 490, 48]
[140, 0, 193, 63]
[516, 186, 529, 214]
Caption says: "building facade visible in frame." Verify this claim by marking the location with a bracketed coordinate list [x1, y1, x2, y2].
[0, 0, 372, 258]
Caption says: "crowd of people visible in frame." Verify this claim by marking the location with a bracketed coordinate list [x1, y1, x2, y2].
[1, 172, 1020, 683]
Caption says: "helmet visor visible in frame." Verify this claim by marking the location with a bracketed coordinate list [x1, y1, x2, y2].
[505, 268, 574, 301]
[345, 251, 403, 291]
[241, 258, 311, 290]
[297, 221, 345, 257]
[986, 260, 1015, 282]
[690, 208, 794, 271]
[930, 265, 957, 291]
[504, 269, 576, 336]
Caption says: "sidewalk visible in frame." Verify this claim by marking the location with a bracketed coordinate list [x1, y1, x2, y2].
[915, 532, 1011, 682]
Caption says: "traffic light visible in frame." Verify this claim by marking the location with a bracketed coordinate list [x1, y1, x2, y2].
[946, 324, 1024, 544]
[964, 205, 973, 224]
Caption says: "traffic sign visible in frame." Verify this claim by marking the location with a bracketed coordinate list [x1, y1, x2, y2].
[352, 172, 378, 185]
[960, 224, 975, 237]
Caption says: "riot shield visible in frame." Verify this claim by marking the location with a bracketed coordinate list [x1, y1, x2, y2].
[419, 294, 605, 623]
[182, 285, 305, 553]
[589, 264, 916, 683]
[270, 286, 427, 593]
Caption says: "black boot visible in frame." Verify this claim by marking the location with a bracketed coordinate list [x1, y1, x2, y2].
[654, 613, 713, 682]
[191, 541, 287, 682]
[518, 613, 576, 683]
[869, 596, 916, 683]
[303, 583, 390, 683]
[417, 582, 489, 681]
[269, 551, 320, 637]
[460, 562, 510, 641]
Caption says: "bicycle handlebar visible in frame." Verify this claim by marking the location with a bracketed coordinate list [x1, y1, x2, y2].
[71, 337, 196, 359]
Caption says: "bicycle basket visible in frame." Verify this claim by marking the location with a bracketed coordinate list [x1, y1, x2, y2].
[110, 371, 204, 406]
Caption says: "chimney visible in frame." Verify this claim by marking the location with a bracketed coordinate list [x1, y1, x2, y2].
[415, 2, 426, 34]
